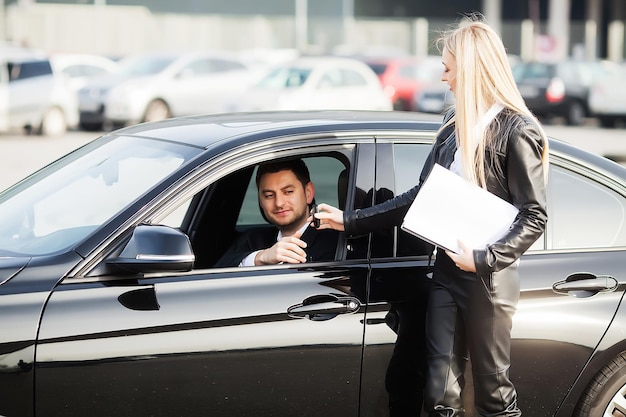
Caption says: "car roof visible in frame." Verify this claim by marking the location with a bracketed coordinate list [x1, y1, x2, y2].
[112, 110, 441, 148]
[109, 110, 625, 181]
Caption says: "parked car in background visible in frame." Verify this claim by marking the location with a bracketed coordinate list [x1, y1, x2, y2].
[362, 55, 442, 111]
[512, 59, 616, 126]
[78, 51, 255, 130]
[0, 110, 625, 417]
[0, 49, 78, 136]
[413, 55, 519, 115]
[588, 63, 626, 128]
[50, 53, 119, 94]
[227, 56, 392, 112]
[413, 83, 455, 114]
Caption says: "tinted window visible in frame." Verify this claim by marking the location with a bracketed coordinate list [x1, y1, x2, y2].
[366, 63, 388, 75]
[513, 63, 552, 82]
[365, 142, 431, 259]
[394, 144, 429, 194]
[549, 165, 626, 249]
[8, 60, 53, 82]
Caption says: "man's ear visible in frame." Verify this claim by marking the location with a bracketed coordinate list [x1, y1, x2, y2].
[305, 181, 315, 204]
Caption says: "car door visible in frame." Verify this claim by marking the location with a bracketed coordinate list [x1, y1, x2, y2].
[358, 138, 435, 417]
[34, 139, 373, 417]
[7, 59, 54, 129]
[507, 156, 626, 416]
[358, 138, 626, 417]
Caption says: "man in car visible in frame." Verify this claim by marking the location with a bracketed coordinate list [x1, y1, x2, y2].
[215, 158, 340, 267]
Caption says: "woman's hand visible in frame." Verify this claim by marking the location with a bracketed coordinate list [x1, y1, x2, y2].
[446, 240, 476, 272]
[309, 203, 345, 231]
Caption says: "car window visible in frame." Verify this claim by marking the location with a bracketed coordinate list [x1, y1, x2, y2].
[319, 69, 367, 88]
[513, 63, 551, 81]
[0, 136, 201, 256]
[393, 143, 434, 258]
[548, 165, 626, 249]
[62, 64, 110, 78]
[8, 60, 53, 82]
[158, 153, 349, 268]
[341, 69, 368, 86]
[237, 156, 345, 225]
[119, 55, 176, 76]
[393, 144, 429, 194]
[256, 67, 310, 88]
[210, 59, 246, 72]
[366, 62, 388, 76]
[365, 142, 432, 260]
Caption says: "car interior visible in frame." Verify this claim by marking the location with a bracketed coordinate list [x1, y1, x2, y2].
[176, 153, 351, 269]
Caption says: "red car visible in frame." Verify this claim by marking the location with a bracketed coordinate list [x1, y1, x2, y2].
[364, 55, 442, 111]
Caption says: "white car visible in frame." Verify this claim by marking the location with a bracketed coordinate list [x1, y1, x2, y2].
[228, 56, 393, 112]
[0, 49, 78, 136]
[588, 64, 626, 128]
[50, 53, 119, 94]
[96, 51, 256, 129]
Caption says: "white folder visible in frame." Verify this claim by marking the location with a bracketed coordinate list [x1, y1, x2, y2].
[401, 163, 519, 254]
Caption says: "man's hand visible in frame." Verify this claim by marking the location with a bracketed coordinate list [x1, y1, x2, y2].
[255, 232, 308, 265]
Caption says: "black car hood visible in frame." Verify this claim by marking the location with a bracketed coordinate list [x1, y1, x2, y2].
[0, 257, 30, 285]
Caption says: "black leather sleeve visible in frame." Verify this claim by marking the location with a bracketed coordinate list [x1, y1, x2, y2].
[343, 137, 439, 238]
[343, 109, 454, 239]
[473, 119, 548, 278]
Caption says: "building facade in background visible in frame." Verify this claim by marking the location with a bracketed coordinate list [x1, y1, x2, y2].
[4, 0, 625, 62]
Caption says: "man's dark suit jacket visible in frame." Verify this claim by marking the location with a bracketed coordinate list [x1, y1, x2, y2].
[214, 226, 340, 267]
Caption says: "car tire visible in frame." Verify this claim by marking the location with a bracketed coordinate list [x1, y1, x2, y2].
[79, 121, 104, 131]
[143, 99, 171, 123]
[39, 106, 68, 136]
[566, 101, 585, 126]
[598, 116, 618, 129]
[393, 99, 409, 111]
[574, 351, 626, 416]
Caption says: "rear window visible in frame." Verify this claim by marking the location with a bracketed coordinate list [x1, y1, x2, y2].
[513, 63, 553, 82]
[8, 60, 53, 82]
[366, 63, 388, 76]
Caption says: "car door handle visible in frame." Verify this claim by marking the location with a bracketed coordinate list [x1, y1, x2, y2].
[553, 272, 619, 298]
[287, 294, 361, 321]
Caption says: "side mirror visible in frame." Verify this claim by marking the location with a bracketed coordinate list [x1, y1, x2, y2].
[107, 224, 195, 274]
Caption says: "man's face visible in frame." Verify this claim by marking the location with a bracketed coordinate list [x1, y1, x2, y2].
[258, 169, 314, 234]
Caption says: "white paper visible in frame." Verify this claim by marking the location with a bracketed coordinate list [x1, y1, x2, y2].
[401, 163, 519, 254]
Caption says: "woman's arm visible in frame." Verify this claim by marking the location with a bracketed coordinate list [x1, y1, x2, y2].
[473, 120, 548, 278]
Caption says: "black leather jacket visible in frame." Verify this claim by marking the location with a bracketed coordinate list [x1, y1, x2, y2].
[344, 108, 548, 278]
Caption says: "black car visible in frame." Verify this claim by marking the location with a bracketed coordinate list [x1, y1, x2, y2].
[0, 111, 625, 417]
[513, 60, 613, 126]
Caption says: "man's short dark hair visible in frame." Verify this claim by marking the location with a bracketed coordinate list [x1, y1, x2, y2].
[256, 158, 311, 188]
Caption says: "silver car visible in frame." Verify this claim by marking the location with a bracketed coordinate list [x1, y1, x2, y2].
[1, 49, 78, 136]
[78, 51, 257, 131]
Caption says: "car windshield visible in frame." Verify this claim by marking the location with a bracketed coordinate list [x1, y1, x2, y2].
[0, 136, 201, 256]
[256, 67, 312, 88]
[118, 55, 178, 77]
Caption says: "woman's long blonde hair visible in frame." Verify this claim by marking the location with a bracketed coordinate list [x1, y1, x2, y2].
[437, 14, 549, 187]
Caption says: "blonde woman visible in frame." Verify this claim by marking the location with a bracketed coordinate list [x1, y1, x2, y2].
[312, 14, 548, 417]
